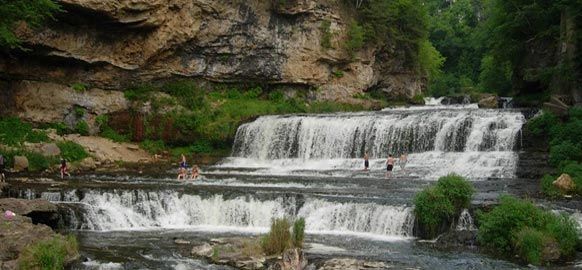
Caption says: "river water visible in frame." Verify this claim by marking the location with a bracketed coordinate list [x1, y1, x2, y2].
[6, 104, 582, 269]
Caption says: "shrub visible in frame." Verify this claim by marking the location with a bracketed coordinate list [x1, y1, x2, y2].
[70, 82, 88, 92]
[100, 127, 129, 143]
[549, 141, 582, 167]
[57, 141, 88, 162]
[477, 196, 544, 253]
[95, 115, 109, 127]
[191, 140, 213, 154]
[140, 140, 166, 154]
[75, 121, 90, 136]
[414, 186, 454, 238]
[411, 94, 425, 105]
[244, 87, 263, 99]
[25, 151, 54, 172]
[0, 117, 49, 146]
[526, 111, 558, 136]
[477, 196, 580, 264]
[543, 213, 579, 256]
[541, 174, 561, 198]
[261, 218, 291, 256]
[124, 85, 155, 101]
[292, 218, 305, 248]
[549, 118, 582, 147]
[436, 174, 475, 210]
[268, 90, 285, 102]
[18, 235, 78, 270]
[74, 107, 85, 118]
[345, 20, 364, 57]
[332, 70, 344, 78]
[514, 227, 550, 265]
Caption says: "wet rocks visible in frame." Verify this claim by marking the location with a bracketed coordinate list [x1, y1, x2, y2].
[478, 95, 499, 108]
[434, 230, 478, 249]
[12, 156, 28, 172]
[191, 237, 266, 270]
[0, 198, 75, 270]
[267, 248, 308, 270]
[319, 258, 391, 270]
[553, 173, 576, 193]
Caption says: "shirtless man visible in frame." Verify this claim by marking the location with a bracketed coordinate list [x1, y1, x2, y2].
[385, 154, 395, 178]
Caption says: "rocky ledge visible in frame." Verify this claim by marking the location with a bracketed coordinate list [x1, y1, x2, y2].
[0, 198, 78, 270]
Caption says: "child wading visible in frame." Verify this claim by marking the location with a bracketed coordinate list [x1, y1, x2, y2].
[385, 154, 395, 178]
[60, 158, 70, 179]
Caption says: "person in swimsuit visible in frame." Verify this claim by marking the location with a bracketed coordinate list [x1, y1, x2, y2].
[177, 154, 188, 180]
[399, 153, 408, 172]
[385, 154, 395, 178]
[363, 152, 369, 171]
[60, 158, 70, 179]
[190, 165, 200, 180]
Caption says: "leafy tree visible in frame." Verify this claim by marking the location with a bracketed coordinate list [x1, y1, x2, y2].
[0, 0, 60, 48]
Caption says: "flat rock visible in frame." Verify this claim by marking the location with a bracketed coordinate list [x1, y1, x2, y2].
[0, 198, 57, 216]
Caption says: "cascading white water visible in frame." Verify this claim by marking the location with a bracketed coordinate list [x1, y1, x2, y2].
[224, 108, 525, 179]
[455, 209, 476, 231]
[58, 190, 413, 238]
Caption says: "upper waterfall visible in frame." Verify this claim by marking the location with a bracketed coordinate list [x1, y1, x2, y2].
[222, 107, 525, 179]
[232, 108, 524, 160]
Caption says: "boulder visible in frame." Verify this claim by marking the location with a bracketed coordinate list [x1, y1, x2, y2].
[13, 156, 28, 172]
[552, 173, 576, 193]
[191, 243, 213, 257]
[319, 258, 391, 270]
[268, 248, 308, 270]
[541, 237, 561, 263]
[78, 157, 97, 171]
[40, 143, 61, 157]
[478, 96, 499, 108]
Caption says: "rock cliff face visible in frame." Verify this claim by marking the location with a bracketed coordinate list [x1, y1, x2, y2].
[0, 0, 422, 103]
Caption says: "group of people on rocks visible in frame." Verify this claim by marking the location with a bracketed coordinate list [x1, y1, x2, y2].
[363, 151, 408, 178]
[177, 154, 200, 180]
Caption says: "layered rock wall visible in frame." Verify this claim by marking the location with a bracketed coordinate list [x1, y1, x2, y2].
[0, 0, 422, 103]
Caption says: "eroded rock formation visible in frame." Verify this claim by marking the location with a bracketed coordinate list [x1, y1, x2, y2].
[0, 0, 423, 103]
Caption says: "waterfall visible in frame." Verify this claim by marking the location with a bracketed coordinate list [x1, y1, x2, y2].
[456, 209, 476, 231]
[224, 108, 525, 179]
[56, 190, 413, 238]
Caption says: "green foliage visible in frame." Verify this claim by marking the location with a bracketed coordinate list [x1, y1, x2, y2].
[477, 196, 580, 264]
[541, 174, 561, 198]
[526, 111, 559, 136]
[261, 218, 292, 256]
[57, 141, 88, 162]
[355, 0, 429, 67]
[344, 20, 364, 57]
[332, 70, 344, 78]
[414, 174, 474, 238]
[292, 218, 305, 248]
[100, 127, 129, 143]
[95, 115, 109, 127]
[74, 107, 86, 118]
[70, 83, 88, 92]
[436, 173, 475, 210]
[478, 55, 512, 95]
[0, 0, 61, 48]
[411, 94, 425, 105]
[268, 90, 285, 102]
[0, 117, 48, 146]
[140, 140, 166, 154]
[414, 186, 454, 238]
[124, 85, 155, 101]
[74, 121, 89, 136]
[25, 151, 53, 172]
[514, 227, 549, 265]
[418, 39, 445, 79]
[549, 141, 582, 167]
[320, 20, 332, 49]
[18, 235, 78, 270]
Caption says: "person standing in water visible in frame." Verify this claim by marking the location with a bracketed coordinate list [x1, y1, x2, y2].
[0, 154, 5, 182]
[60, 157, 70, 179]
[385, 154, 395, 178]
[177, 154, 188, 180]
[399, 153, 408, 172]
[363, 152, 369, 171]
[190, 165, 200, 180]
